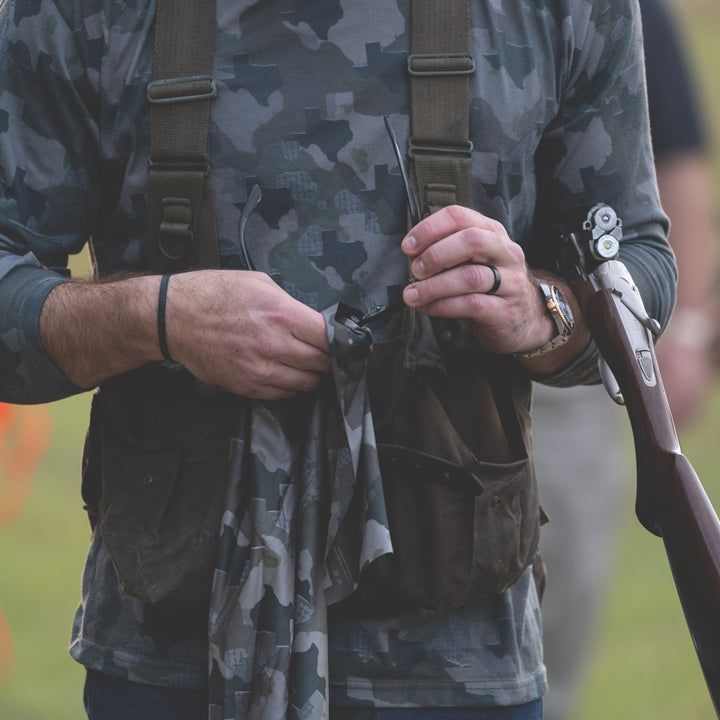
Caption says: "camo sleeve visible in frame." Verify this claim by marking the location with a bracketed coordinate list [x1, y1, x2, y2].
[531, 0, 676, 386]
[0, 0, 103, 403]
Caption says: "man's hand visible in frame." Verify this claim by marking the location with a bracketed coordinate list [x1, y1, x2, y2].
[400, 205, 590, 370]
[40, 270, 331, 399]
[401, 205, 553, 353]
[165, 270, 330, 399]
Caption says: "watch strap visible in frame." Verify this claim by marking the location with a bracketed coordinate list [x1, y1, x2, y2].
[517, 283, 573, 359]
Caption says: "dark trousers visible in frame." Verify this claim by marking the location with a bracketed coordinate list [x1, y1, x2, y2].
[83, 670, 207, 720]
[332, 704, 543, 720]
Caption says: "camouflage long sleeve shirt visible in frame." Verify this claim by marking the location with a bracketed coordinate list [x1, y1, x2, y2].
[0, 0, 675, 713]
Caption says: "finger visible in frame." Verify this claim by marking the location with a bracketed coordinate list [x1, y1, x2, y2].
[262, 331, 331, 374]
[408, 228, 501, 280]
[241, 366, 326, 399]
[401, 205, 506, 258]
[291, 312, 331, 354]
[403, 263, 505, 307]
[402, 290, 503, 324]
[286, 340, 332, 373]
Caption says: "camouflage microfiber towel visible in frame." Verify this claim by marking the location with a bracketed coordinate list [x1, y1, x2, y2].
[208, 303, 393, 720]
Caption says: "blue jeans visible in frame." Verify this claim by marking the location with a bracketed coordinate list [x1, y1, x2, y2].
[84, 670, 542, 720]
[331, 703, 543, 720]
[83, 670, 207, 720]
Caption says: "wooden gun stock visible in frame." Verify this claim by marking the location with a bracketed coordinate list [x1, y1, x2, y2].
[581, 282, 720, 715]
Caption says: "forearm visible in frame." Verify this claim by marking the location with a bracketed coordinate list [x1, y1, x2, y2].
[41, 269, 332, 400]
[39, 275, 163, 390]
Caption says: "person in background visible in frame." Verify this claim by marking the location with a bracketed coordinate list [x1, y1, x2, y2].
[649, 2, 719, 425]
[537, 1, 718, 718]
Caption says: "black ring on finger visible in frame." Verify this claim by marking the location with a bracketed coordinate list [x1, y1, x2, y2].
[480, 264, 501, 295]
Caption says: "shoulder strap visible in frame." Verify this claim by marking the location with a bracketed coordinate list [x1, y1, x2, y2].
[145, 0, 219, 273]
[409, 0, 474, 216]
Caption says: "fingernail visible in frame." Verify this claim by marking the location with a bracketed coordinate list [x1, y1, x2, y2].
[402, 235, 417, 253]
[405, 286, 419, 305]
[412, 259, 425, 278]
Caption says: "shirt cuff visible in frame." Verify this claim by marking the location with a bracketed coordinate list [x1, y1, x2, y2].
[526, 339, 601, 388]
[2, 261, 86, 403]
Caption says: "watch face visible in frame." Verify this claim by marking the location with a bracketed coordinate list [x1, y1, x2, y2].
[551, 286, 574, 330]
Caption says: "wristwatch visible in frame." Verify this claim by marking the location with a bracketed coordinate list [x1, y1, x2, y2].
[519, 282, 575, 358]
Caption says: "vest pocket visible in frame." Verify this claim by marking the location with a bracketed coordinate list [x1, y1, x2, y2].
[83, 364, 234, 605]
[350, 308, 542, 613]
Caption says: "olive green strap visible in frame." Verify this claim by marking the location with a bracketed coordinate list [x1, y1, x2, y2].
[409, 0, 474, 216]
[145, 0, 218, 272]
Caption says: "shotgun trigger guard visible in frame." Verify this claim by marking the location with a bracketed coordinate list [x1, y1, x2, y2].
[589, 260, 660, 397]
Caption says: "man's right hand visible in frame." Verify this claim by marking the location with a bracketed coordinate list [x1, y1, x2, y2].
[39, 270, 331, 399]
[165, 270, 331, 399]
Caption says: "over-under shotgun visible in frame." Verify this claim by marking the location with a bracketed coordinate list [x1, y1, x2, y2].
[555, 204, 720, 716]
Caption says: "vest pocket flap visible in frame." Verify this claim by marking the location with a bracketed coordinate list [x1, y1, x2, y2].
[350, 446, 534, 613]
[377, 442, 484, 495]
[99, 443, 221, 605]
[88, 367, 235, 605]
[471, 461, 540, 597]
[100, 446, 181, 535]
[350, 445, 538, 614]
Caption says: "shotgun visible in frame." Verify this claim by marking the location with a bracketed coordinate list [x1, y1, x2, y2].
[555, 204, 720, 715]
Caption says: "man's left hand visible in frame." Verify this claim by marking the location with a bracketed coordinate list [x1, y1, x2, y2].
[401, 205, 555, 355]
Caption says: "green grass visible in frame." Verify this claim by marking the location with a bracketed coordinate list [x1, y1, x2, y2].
[0, 394, 90, 720]
[2, 3, 720, 719]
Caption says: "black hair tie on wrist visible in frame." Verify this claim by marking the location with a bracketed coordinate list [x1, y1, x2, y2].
[157, 273, 174, 362]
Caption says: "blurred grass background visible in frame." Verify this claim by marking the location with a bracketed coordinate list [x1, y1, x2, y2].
[1, 0, 720, 718]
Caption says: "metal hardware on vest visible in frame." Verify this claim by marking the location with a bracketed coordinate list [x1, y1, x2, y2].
[147, 75, 217, 104]
[407, 140, 474, 158]
[147, 156, 212, 175]
[407, 52, 476, 76]
[155, 197, 194, 261]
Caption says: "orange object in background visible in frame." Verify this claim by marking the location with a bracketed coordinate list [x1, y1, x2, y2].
[0, 605, 14, 690]
[0, 403, 52, 688]
[0, 404, 51, 530]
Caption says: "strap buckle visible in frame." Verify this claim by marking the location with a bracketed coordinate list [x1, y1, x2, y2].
[407, 53, 476, 77]
[147, 75, 217, 104]
[407, 140, 474, 159]
[148, 155, 212, 177]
